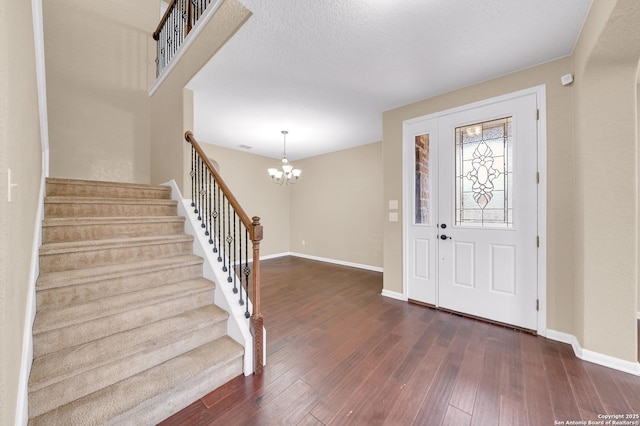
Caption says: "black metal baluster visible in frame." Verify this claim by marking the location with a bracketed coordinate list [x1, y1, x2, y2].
[201, 167, 207, 230]
[216, 185, 222, 261]
[206, 172, 212, 240]
[244, 228, 250, 318]
[172, 6, 176, 59]
[190, 145, 195, 209]
[196, 158, 202, 220]
[226, 198, 233, 281]
[163, 25, 168, 73]
[238, 220, 244, 307]
[231, 212, 237, 289]
[181, 0, 184, 46]
[168, 9, 172, 60]
[212, 180, 218, 253]
[221, 196, 227, 271]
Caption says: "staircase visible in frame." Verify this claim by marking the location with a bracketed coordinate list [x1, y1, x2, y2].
[28, 178, 244, 425]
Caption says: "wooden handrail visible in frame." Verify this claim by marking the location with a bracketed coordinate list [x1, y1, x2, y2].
[184, 131, 259, 239]
[153, 0, 178, 41]
[184, 131, 264, 374]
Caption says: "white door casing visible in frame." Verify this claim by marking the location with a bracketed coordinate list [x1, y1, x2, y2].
[403, 87, 546, 332]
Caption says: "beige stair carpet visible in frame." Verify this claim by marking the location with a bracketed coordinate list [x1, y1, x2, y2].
[28, 178, 243, 425]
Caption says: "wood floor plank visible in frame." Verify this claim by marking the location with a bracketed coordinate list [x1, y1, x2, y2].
[558, 341, 607, 418]
[247, 379, 317, 425]
[448, 320, 490, 414]
[498, 395, 528, 426]
[469, 326, 506, 426]
[164, 256, 640, 426]
[442, 404, 472, 426]
[539, 339, 582, 421]
[520, 335, 556, 425]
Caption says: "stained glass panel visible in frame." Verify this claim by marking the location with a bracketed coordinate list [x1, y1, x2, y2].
[455, 117, 513, 228]
[415, 133, 430, 225]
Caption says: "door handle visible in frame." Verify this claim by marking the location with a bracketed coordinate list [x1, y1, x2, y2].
[440, 234, 452, 240]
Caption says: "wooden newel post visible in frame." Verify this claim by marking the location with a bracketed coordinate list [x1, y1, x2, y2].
[250, 216, 264, 374]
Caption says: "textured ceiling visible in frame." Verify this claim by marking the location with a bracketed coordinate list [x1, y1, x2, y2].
[187, 0, 592, 160]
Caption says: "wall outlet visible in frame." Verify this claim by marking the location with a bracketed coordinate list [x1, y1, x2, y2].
[389, 212, 398, 222]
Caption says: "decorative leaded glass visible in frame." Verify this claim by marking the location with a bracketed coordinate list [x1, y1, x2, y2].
[455, 117, 513, 228]
[415, 133, 430, 225]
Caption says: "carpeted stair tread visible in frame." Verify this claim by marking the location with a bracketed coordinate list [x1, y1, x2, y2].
[39, 235, 194, 273]
[28, 307, 230, 417]
[33, 289, 214, 358]
[37, 254, 203, 291]
[29, 337, 244, 426]
[44, 196, 178, 218]
[42, 216, 185, 243]
[42, 216, 185, 226]
[33, 278, 214, 335]
[36, 255, 205, 311]
[44, 196, 177, 206]
[40, 234, 193, 255]
[46, 177, 171, 199]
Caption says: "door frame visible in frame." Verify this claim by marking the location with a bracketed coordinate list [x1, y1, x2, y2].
[401, 85, 547, 336]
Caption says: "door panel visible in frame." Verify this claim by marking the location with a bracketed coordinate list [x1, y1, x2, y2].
[405, 92, 538, 330]
[437, 93, 538, 330]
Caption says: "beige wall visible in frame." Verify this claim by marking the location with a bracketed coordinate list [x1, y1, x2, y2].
[150, 0, 251, 192]
[198, 143, 291, 257]
[289, 142, 383, 268]
[0, 1, 43, 424]
[571, 0, 640, 361]
[383, 57, 576, 332]
[44, 0, 157, 183]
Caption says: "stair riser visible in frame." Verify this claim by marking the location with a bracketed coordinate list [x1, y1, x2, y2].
[46, 182, 171, 200]
[45, 202, 177, 218]
[39, 240, 193, 273]
[108, 356, 243, 426]
[37, 263, 203, 311]
[29, 321, 227, 418]
[43, 221, 185, 244]
[33, 289, 214, 357]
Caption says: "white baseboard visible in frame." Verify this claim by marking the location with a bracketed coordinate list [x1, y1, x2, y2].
[260, 252, 291, 261]
[288, 252, 383, 273]
[547, 329, 640, 376]
[381, 289, 407, 301]
[16, 172, 46, 425]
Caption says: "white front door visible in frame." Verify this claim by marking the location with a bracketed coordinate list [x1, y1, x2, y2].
[405, 90, 540, 331]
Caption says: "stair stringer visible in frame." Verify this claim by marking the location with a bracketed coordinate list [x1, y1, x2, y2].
[164, 179, 265, 375]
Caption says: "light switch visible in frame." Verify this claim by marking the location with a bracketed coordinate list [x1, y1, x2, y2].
[388, 200, 398, 210]
[389, 212, 398, 222]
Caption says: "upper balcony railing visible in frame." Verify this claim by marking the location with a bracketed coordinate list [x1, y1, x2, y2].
[153, 0, 215, 77]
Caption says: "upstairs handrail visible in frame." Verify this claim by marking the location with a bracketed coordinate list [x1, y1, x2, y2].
[185, 131, 264, 374]
[153, 0, 215, 77]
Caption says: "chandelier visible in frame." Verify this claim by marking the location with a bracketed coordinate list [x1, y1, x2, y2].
[268, 130, 301, 184]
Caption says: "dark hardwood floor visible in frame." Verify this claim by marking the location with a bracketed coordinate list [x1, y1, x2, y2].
[160, 256, 640, 425]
